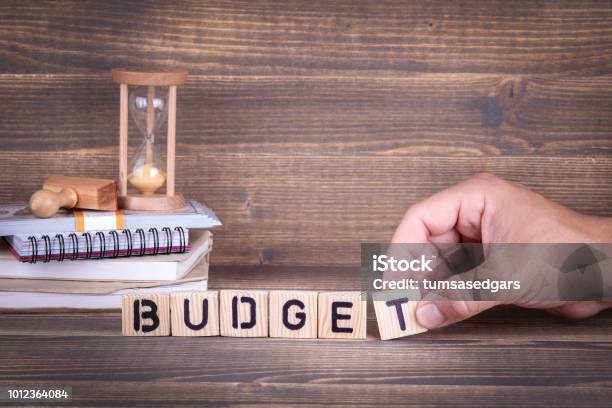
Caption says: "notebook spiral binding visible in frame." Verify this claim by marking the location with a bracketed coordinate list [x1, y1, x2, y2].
[28, 236, 37, 264]
[135, 228, 146, 256]
[110, 230, 120, 258]
[55, 234, 65, 262]
[175, 226, 186, 253]
[69, 233, 79, 261]
[95, 231, 106, 259]
[26, 227, 187, 264]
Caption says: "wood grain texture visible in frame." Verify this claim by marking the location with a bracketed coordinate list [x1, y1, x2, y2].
[219, 289, 268, 337]
[1, 75, 612, 156]
[318, 292, 367, 339]
[0, 150, 610, 265]
[1, 0, 612, 76]
[121, 294, 170, 336]
[0, 380, 611, 408]
[2, 1, 612, 404]
[269, 290, 318, 338]
[170, 291, 219, 337]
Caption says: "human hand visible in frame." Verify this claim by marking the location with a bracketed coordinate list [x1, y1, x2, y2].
[391, 172, 612, 329]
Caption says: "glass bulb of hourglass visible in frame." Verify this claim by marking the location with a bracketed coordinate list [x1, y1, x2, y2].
[128, 140, 166, 195]
[127, 87, 168, 195]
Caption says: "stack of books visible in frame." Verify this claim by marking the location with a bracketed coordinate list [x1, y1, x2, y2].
[0, 201, 221, 309]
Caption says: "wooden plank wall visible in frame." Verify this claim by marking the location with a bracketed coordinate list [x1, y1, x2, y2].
[1, 0, 611, 266]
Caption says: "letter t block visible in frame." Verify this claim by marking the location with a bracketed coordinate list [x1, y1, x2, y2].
[373, 291, 427, 340]
[318, 292, 367, 339]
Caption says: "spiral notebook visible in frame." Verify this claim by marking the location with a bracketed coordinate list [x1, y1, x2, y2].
[5, 227, 190, 263]
[0, 230, 211, 281]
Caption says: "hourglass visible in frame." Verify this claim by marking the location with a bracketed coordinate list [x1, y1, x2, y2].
[112, 68, 188, 210]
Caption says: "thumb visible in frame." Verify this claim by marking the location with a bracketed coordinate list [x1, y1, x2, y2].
[416, 300, 503, 329]
[414, 251, 504, 329]
[414, 244, 546, 329]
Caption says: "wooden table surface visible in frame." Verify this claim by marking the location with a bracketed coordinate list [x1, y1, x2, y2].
[1, 1, 612, 406]
[1, 265, 612, 407]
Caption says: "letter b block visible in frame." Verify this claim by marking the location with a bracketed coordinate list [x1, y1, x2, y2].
[220, 290, 268, 337]
[318, 292, 367, 339]
[122, 294, 170, 336]
[170, 291, 219, 336]
[269, 291, 318, 338]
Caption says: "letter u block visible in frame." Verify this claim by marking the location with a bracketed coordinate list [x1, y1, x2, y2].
[219, 290, 268, 337]
[170, 291, 219, 336]
[122, 294, 170, 336]
[269, 291, 318, 338]
[318, 292, 367, 339]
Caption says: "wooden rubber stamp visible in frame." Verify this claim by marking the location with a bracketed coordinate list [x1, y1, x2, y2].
[317, 292, 367, 339]
[219, 290, 268, 337]
[29, 176, 118, 218]
[269, 291, 318, 338]
[170, 291, 219, 337]
[122, 294, 170, 336]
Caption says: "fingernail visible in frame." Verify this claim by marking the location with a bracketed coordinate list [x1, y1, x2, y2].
[417, 303, 445, 329]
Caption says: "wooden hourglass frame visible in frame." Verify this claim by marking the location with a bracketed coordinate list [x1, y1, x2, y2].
[112, 69, 188, 211]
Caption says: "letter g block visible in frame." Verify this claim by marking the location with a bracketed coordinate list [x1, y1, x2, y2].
[269, 291, 318, 338]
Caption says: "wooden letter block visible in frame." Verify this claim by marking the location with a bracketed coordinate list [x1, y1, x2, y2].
[269, 291, 318, 338]
[317, 292, 367, 339]
[170, 291, 219, 337]
[122, 294, 170, 336]
[373, 293, 427, 340]
[220, 290, 268, 337]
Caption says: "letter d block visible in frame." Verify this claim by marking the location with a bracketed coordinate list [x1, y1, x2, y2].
[220, 290, 268, 337]
[318, 292, 366, 339]
[373, 293, 427, 340]
[122, 294, 170, 336]
[170, 291, 219, 336]
[269, 291, 318, 338]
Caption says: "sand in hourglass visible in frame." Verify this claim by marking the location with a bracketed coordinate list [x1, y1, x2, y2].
[129, 163, 166, 195]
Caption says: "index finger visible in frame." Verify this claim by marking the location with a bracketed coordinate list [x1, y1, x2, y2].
[391, 174, 490, 244]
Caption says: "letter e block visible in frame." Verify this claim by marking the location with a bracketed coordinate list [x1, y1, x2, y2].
[122, 294, 170, 336]
[220, 290, 268, 337]
[318, 292, 366, 339]
[373, 293, 427, 340]
[269, 291, 318, 338]
[170, 291, 219, 336]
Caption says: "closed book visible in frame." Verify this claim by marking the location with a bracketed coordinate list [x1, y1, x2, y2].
[0, 243, 210, 310]
[0, 200, 221, 236]
[0, 280, 208, 310]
